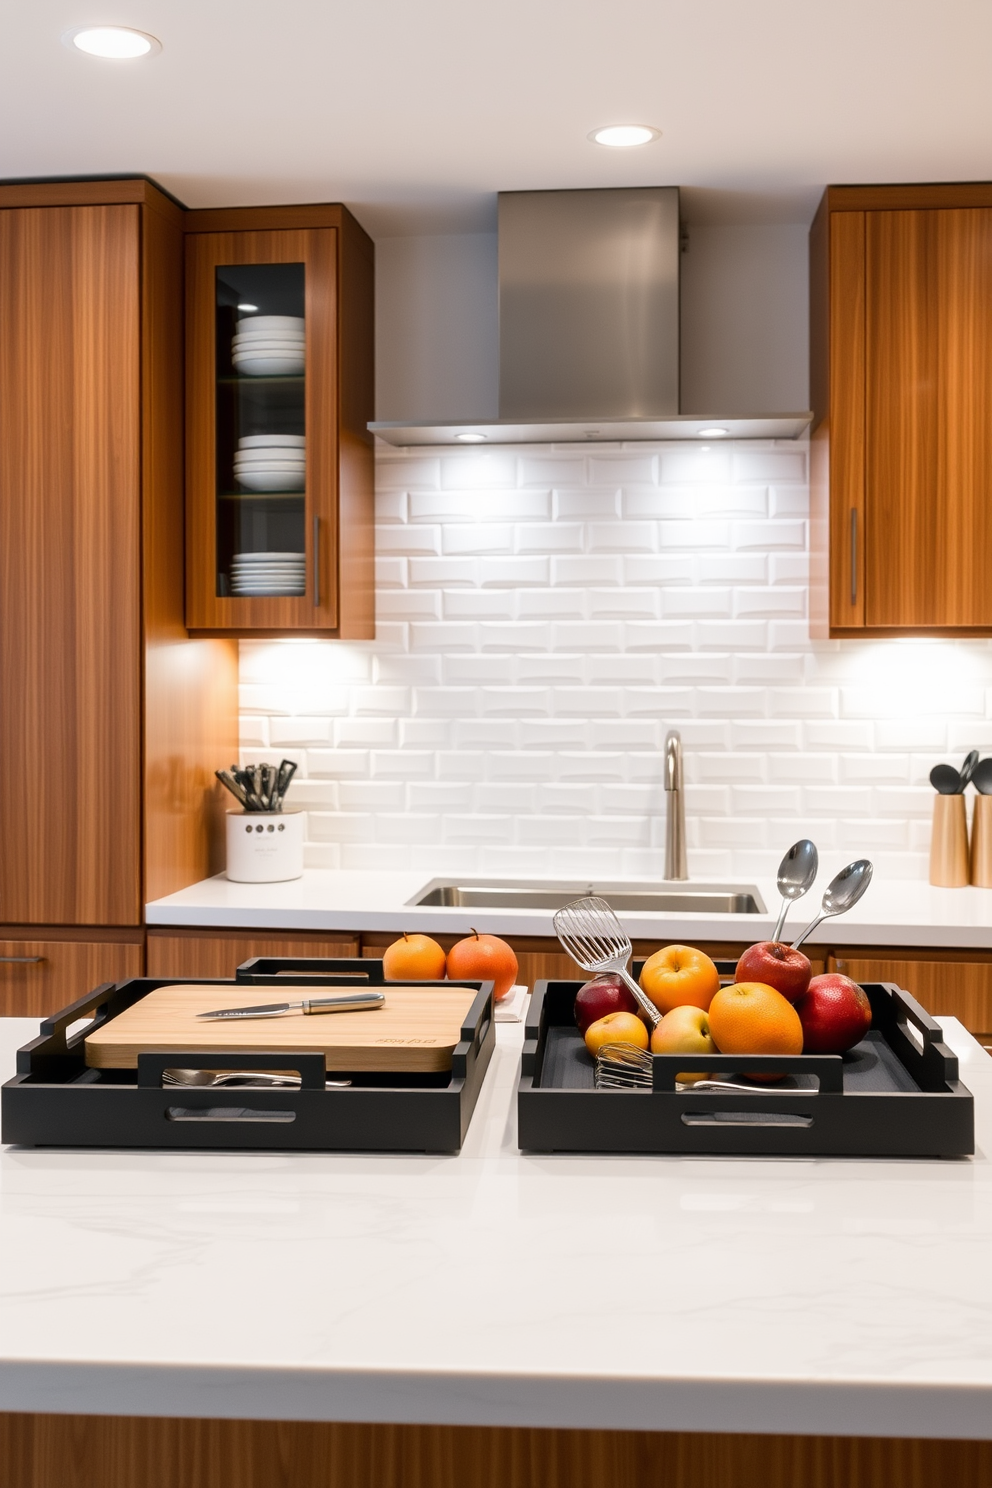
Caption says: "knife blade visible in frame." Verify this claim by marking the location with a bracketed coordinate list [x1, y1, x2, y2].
[197, 991, 386, 1020]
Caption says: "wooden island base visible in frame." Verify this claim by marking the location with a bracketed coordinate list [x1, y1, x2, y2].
[1, 1416, 990, 1488]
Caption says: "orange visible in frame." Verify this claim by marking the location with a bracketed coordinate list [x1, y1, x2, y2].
[446, 930, 518, 1001]
[382, 933, 447, 981]
[707, 981, 803, 1079]
[584, 1010, 650, 1057]
[639, 944, 720, 1014]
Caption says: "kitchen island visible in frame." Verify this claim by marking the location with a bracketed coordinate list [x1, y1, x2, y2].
[1, 1015, 991, 1485]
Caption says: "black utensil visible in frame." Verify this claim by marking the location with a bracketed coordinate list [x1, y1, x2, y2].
[973, 758, 992, 795]
[274, 758, 297, 808]
[960, 750, 980, 790]
[930, 763, 963, 794]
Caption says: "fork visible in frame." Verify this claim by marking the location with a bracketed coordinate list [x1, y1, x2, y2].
[162, 1069, 351, 1089]
[553, 895, 661, 1028]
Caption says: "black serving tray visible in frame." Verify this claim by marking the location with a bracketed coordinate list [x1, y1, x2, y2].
[3, 964, 495, 1153]
[518, 976, 974, 1158]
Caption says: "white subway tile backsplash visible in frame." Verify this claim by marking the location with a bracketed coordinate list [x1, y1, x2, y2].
[515, 522, 584, 553]
[241, 441, 992, 877]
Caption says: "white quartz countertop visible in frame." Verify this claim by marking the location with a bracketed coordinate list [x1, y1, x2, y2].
[1, 1016, 992, 1437]
[147, 868, 992, 949]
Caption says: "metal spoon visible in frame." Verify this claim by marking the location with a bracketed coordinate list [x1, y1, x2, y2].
[960, 750, 980, 791]
[973, 758, 992, 795]
[790, 859, 873, 950]
[930, 764, 963, 795]
[770, 839, 819, 943]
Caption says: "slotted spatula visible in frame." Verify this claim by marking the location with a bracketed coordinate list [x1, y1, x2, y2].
[553, 895, 661, 1029]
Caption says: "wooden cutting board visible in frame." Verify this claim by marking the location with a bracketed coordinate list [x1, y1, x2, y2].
[84, 984, 479, 1073]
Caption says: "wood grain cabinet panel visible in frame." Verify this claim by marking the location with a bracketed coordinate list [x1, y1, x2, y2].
[829, 952, 992, 1038]
[0, 178, 239, 927]
[810, 183, 992, 636]
[0, 205, 142, 925]
[1, 1416, 991, 1488]
[146, 930, 359, 980]
[0, 935, 142, 1017]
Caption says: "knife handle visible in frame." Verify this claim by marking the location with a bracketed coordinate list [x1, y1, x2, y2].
[304, 993, 385, 1014]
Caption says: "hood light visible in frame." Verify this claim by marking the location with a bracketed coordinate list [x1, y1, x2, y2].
[64, 25, 161, 57]
[698, 427, 729, 438]
[455, 433, 487, 443]
[589, 124, 660, 148]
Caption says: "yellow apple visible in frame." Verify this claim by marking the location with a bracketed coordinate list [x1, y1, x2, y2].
[583, 1010, 649, 1057]
[649, 1004, 717, 1083]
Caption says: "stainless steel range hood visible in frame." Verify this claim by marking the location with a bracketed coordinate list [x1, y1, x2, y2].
[370, 187, 811, 447]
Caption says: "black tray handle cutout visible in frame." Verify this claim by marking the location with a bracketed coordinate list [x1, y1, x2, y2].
[436, 980, 491, 1080]
[236, 957, 385, 985]
[137, 1049, 328, 1090]
[651, 1052, 844, 1093]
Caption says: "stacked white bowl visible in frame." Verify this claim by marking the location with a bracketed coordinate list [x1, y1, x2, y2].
[233, 434, 305, 492]
[230, 551, 306, 597]
[232, 315, 305, 376]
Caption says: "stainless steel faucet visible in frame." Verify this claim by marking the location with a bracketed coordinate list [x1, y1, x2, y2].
[663, 729, 688, 881]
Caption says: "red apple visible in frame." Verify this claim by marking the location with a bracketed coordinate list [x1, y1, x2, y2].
[794, 973, 872, 1054]
[735, 941, 811, 1004]
[574, 974, 639, 1034]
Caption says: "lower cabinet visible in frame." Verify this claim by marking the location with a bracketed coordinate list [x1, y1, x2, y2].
[829, 952, 992, 1042]
[0, 933, 144, 1016]
[146, 929, 359, 979]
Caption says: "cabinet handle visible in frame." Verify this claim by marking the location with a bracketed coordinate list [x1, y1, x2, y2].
[850, 508, 858, 606]
[313, 515, 320, 609]
[0, 956, 44, 964]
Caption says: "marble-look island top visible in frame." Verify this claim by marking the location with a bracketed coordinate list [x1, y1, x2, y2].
[146, 868, 992, 949]
[0, 1018, 990, 1438]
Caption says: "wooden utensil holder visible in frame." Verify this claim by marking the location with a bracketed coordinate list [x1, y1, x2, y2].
[929, 793, 970, 887]
[971, 795, 992, 886]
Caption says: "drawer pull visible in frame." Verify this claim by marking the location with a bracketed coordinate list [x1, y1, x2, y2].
[0, 956, 44, 964]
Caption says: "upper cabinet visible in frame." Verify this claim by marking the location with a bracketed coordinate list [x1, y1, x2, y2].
[184, 205, 375, 637]
[0, 179, 237, 925]
[810, 183, 992, 636]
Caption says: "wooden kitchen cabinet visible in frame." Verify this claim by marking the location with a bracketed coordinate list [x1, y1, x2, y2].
[146, 929, 359, 979]
[184, 205, 374, 637]
[0, 930, 142, 1017]
[0, 179, 238, 927]
[810, 182, 992, 635]
[829, 949, 992, 1042]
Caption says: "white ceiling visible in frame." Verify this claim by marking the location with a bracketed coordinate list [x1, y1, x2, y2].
[5, 0, 992, 237]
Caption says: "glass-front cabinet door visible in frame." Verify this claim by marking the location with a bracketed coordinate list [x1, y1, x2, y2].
[185, 215, 373, 635]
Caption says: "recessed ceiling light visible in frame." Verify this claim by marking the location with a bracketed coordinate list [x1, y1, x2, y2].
[455, 432, 487, 443]
[589, 124, 660, 149]
[698, 427, 729, 438]
[63, 25, 161, 58]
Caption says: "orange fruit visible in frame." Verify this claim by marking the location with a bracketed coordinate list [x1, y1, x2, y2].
[707, 981, 803, 1079]
[639, 944, 720, 1014]
[584, 1010, 650, 1057]
[446, 929, 518, 1001]
[382, 933, 447, 981]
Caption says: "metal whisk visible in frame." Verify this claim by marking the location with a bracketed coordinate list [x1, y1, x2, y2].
[594, 1043, 804, 1094]
[553, 895, 661, 1028]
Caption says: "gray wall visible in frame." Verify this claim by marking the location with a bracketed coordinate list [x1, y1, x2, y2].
[374, 222, 809, 423]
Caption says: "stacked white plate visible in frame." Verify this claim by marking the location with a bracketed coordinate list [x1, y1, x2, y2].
[232, 315, 305, 376]
[230, 551, 306, 597]
[234, 434, 305, 492]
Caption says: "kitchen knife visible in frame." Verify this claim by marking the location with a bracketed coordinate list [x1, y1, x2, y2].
[197, 991, 385, 1020]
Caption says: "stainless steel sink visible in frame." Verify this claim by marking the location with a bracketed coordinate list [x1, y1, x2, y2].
[408, 879, 765, 914]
